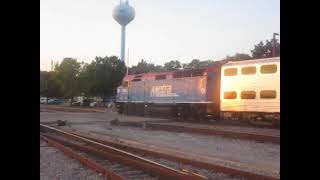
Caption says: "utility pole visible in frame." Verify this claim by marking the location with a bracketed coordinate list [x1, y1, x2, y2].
[273, 33, 279, 57]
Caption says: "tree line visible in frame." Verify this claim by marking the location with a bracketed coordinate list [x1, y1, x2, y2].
[40, 38, 279, 103]
[129, 38, 279, 74]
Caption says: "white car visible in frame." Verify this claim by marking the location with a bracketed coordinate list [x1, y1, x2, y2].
[40, 97, 48, 104]
[90, 102, 97, 107]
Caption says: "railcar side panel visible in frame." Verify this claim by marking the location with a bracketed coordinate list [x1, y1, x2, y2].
[220, 57, 280, 113]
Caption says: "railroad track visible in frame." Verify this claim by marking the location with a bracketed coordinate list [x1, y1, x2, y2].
[67, 128, 279, 179]
[41, 124, 279, 180]
[40, 124, 207, 180]
[115, 121, 280, 144]
[40, 105, 106, 113]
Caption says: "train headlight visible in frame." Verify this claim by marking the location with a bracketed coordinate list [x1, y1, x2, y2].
[200, 88, 206, 94]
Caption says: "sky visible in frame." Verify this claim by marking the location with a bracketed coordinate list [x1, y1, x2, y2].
[40, 0, 280, 71]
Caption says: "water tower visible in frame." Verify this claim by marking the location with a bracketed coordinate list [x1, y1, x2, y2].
[112, 0, 135, 63]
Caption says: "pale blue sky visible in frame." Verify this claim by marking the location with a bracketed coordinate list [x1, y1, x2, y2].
[40, 0, 280, 71]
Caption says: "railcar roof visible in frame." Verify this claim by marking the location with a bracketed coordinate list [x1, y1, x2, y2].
[223, 57, 280, 67]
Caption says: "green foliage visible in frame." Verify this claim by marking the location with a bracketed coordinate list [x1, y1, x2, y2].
[164, 60, 181, 71]
[41, 56, 125, 102]
[129, 59, 164, 75]
[40, 71, 61, 98]
[92, 56, 126, 98]
[187, 59, 201, 68]
[224, 53, 252, 61]
[251, 39, 280, 59]
[54, 58, 81, 102]
[186, 59, 214, 68]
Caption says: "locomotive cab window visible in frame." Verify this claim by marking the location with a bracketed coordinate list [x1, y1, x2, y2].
[134, 75, 142, 78]
[224, 91, 237, 99]
[260, 90, 277, 99]
[132, 78, 141, 82]
[122, 81, 129, 87]
[155, 74, 166, 80]
[261, 64, 277, 74]
[241, 66, 256, 75]
[224, 68, 237, 76]
[241, 91, 256, 99]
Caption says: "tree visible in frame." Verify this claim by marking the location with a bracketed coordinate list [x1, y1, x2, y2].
[129, 59, 165, 75]
[251, 39, 280, 59]
[77, 62, 94, 97]
[164, 60, 181, 71]
[187, 59, 201, 68]
[225, 53, 252, 61]
[88, 56, 126, 100]
[185, 59, 214, 69]
[54, 58, 81, 104]
[40, 71, 49, 96]
[40, 71, 62, 100]
[129, 59, 149, 74]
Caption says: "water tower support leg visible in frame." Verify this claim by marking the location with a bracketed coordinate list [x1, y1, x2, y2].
[121, 26, 126, 63]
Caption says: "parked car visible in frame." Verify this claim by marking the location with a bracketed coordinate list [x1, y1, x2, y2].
[71, 101, 81, 106]
[89, 102, 97, 107]
[40, 97, 48, 104]
[81, 99, 95, 106]
[47, 99, 55, 103]
[106, 96, 116, 103]
[48, 99, 64, 105]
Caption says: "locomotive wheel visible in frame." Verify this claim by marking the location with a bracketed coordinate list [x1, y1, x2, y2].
[171, 106, 179, 118]
[117, 106, 123, 114]
[177, 105, 189, 120]
[249, 116, 274, 126]
[198, 106, 207, 121]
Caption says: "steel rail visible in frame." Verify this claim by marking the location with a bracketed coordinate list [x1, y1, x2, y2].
[66, 128, 280, 180]
[40, 124, 207, 180]
[40, 135, 124, 180]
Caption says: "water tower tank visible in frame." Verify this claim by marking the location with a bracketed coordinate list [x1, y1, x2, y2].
[112, 0, 135, 63]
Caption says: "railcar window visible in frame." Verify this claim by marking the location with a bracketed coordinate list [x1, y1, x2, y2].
[155, 75, 166, 80]
[241, 66, 256, 75]
[261, 64, 277, 74]
[224, 68, 237, 76]
[260, 90, 277, 99]
[241, 91, 256, 99]
[224, 91, 237, 99]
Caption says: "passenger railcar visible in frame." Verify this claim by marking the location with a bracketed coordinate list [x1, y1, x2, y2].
[220, 57, 280, 125]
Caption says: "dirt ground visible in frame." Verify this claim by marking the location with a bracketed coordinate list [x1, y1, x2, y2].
[40, 110, 280, 174]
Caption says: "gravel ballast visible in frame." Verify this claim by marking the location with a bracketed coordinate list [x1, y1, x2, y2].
[40, 139, 106, 180]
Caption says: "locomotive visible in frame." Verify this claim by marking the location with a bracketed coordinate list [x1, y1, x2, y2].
[116, 57, 280, 126]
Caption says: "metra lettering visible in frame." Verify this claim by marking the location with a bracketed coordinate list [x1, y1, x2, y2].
[150, 85, 176, 97]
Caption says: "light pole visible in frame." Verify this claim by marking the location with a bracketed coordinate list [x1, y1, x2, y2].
[273, 33, 279, 57]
